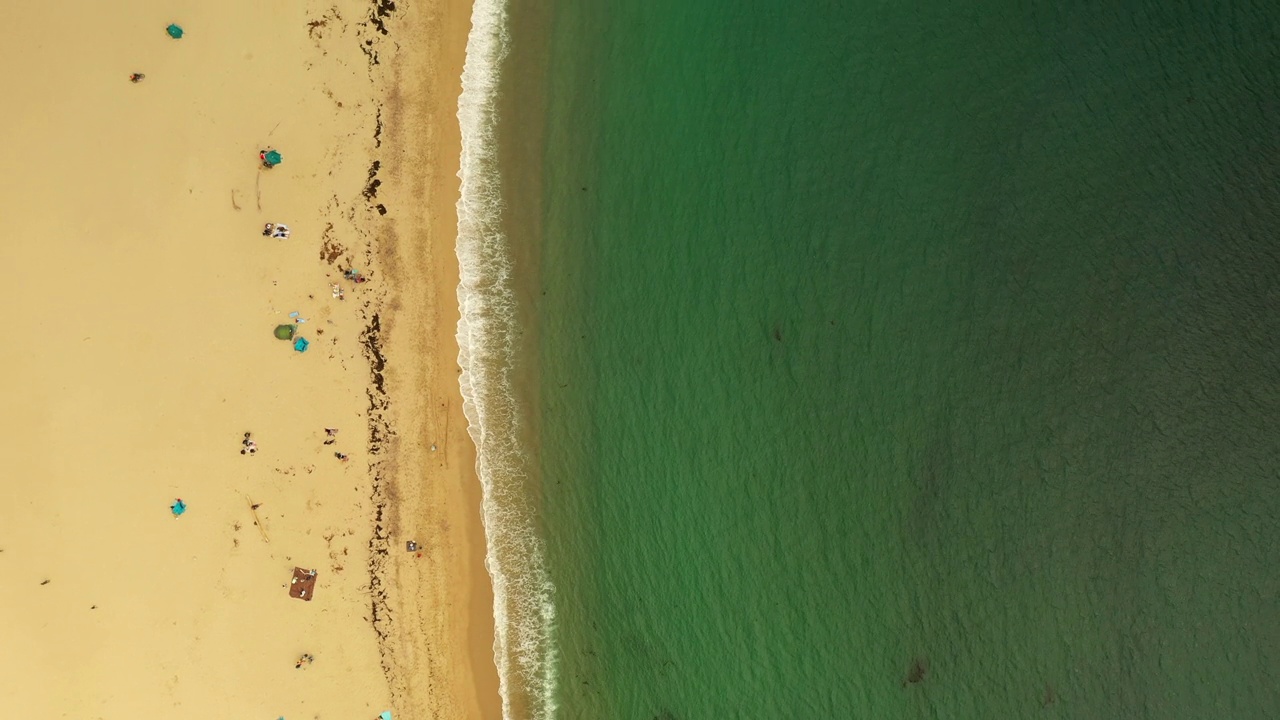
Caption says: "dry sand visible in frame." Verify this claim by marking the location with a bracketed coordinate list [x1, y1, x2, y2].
[0, 0, 497, 717]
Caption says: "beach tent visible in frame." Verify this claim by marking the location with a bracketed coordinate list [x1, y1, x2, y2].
[293, 337, 310, 353]
[274, 324, 296, 340]
[166, 24, 184, 39]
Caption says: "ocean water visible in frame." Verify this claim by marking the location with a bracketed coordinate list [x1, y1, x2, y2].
[457, 0, 1280, 718]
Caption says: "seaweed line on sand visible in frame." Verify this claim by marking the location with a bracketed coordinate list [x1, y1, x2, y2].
[356, 0, 398, 700]
[363, 306, 399, 695]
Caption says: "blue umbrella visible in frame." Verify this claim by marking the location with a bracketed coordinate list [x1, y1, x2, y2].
[293, 337, 310, 353]
[170, 499, 187, 517]
[166, 24, 184, 39]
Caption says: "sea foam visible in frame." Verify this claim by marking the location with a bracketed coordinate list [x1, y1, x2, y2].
[455, 0, 557, 718]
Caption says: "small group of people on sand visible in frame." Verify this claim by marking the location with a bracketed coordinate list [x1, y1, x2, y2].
[262, 222, 291, 239]
[241, 429, 347, 458]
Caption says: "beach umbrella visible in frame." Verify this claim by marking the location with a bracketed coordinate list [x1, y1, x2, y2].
[166, 24, 184, 39]
[274, 324, 296, 340]
[262, 149, 283, 167]
[380, 713, 393, 720]
[170, 499, 187, 517]
[293, 337, 310, 353]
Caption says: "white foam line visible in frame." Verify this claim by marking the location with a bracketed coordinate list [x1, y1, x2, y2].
[455, 0, 558, 717]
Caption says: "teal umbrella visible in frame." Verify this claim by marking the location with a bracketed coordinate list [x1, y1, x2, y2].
[262, 149, 283, 167]
[293, 337, 310, 353]
[166, 24, 184, 39]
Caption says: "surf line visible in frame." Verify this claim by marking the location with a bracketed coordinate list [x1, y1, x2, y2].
[455, 0, 559, 718]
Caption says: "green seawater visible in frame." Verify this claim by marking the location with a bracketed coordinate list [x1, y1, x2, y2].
[508, 1, 1280, 717]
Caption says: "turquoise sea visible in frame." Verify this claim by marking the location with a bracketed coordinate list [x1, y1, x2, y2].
[456, 1, 1280, 717]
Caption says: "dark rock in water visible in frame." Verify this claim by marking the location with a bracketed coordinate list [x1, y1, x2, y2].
[902, 657, 927, 687]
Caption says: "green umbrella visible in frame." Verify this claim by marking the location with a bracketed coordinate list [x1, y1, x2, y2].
[263, 150, 283, 167]
[166, 24, 184, 39]
[274, 324, 296, 340]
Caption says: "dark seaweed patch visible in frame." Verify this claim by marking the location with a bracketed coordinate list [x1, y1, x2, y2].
[363, 160, 382, 200]
[370, 0, 396, 35]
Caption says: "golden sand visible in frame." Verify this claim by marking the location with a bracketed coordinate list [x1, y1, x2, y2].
[0, 0, 498, 717]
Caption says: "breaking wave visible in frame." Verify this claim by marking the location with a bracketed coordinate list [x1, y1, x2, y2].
[455, 0, 557, 718]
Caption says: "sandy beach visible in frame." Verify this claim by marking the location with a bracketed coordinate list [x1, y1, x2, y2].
[0, 0, 497, 717]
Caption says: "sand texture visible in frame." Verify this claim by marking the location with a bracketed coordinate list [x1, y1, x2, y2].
[0, 0, 496, 717]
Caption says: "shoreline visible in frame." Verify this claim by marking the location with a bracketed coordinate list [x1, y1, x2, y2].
[368, 0, 504, 715]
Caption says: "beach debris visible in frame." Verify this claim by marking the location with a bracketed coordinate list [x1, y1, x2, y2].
[245, 496, 270, 543]
[166, 24, 184, 39]
[288, 567, 318, 601]
[405, 540, 418, 552]
[170, 498, 187, 517]
[260, 148, 283, 168]
[129, 73, 145, 83]
[274, 324, 297, 340]
[294, 653, 315, 669]
[293, 337, 310, 353]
